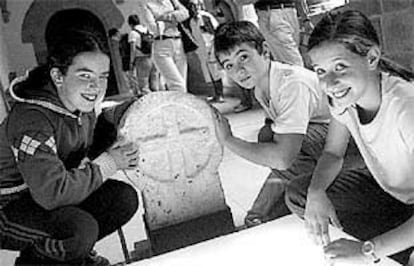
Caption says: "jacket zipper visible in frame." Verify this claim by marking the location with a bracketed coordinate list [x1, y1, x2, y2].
[77, 112, 82, 126]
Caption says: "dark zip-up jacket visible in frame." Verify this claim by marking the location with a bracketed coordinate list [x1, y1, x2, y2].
[0, 75, 132, 210]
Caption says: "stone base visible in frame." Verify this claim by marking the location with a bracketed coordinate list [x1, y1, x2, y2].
[144, 206, 235, 256]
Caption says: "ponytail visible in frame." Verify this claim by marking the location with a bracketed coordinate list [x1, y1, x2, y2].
[378, 56, 414, 82]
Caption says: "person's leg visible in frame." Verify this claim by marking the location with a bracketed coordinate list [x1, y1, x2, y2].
[241, 88, 253, 107]
[213, 79, 224, 100]
[234, 85, 253, 113]
[173, 38, 188, 91]
[206, 79, 225, 103]
[153, 39, 187, 92]
[245, 123, 328, 226]
[256, 8, 303, 66]
[128, 57, 140, 96]
[206, 51, 225, 102]
[149, 61, 160, 92]
[78, 180, 139, 240]
[1, 192, 99, 263]
[286, 167, 414, 265]
[135, 56, 152, 95]
[245, 171, 290, 227]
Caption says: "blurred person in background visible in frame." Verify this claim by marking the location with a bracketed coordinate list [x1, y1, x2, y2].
[239, 0, 313, 67]
[137, 0, 190, 92]
[127, 14, 159, 95]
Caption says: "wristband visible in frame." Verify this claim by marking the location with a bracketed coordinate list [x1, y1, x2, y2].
[361, 241, 381, 264]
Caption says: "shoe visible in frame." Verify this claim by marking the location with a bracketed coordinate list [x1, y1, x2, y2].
[83, 250, 111, 266]
[244, 216, 263, 228]
[206, 95, 225, 103]
[233, 103, 252, 113]
[15, 250, 110, 266]
[15, 250, 49, 265]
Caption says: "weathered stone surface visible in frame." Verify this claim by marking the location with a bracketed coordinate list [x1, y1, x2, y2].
[120, 91, 227, 230]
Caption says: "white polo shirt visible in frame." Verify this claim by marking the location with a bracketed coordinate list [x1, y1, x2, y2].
[331, 73, 414, 204]
[255, 61, 330, 135]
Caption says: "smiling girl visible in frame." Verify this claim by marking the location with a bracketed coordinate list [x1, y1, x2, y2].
[0, 30, 139, 265]
[286, 9, 414, 265]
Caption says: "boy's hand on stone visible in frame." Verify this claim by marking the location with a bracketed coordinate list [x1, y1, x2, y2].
[108, 137, 139, 170]
[211, 107, 233, 144]
[305, 190, 342, 247]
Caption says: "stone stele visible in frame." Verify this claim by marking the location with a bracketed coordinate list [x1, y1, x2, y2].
[119, 91, 227, 230]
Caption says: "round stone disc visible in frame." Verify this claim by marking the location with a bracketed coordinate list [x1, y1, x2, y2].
[119, 91, 223, 187]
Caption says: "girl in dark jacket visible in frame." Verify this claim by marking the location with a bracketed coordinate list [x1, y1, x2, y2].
[0, 30, 139, 265]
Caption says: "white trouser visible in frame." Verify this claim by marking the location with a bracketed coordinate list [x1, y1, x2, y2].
[152, 38, 188, 92]
[256, 7, 303, 66]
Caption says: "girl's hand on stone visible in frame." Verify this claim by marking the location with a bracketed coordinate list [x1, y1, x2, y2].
[324, 239, 369, 265]
[108, 137, 139, 170]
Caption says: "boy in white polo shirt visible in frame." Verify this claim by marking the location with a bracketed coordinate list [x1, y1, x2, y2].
[213, 21, 331, 227]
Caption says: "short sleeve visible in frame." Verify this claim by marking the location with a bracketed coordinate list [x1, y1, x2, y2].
[128, 30, 141, 45]
[271, 81, 312, 134]
[398, 99, 414, 153]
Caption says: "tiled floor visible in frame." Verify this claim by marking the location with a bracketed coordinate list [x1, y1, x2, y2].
[0, 97, 268, 266]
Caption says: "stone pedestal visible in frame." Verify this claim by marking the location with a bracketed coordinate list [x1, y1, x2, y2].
[120, 91, 234, 254]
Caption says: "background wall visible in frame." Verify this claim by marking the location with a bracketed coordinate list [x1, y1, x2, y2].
[342, 0, 414, 71]
[0, 7, 10, 122]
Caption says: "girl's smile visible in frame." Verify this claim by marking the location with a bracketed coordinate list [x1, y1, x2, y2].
[309, 42, 379, 109]
[331, 86, 351, 99]
[55, 51, 110, 113]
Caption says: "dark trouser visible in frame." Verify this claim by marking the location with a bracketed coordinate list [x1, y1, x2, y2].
[245, 123, 330, 223]
[240, 87, 253, 107]
[212, 80, 224, 98]
[285, 166, 414, 264]
[0, 180, 138, 263]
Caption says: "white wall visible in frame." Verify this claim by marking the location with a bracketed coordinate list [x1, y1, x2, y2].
[3, 0, 36, 77]
[112, 0, 141, 33]
[0, 12, 10, 122]
[2, 0, 143, 77]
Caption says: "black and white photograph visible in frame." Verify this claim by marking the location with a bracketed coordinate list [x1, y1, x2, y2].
[1, 0, 414, 265]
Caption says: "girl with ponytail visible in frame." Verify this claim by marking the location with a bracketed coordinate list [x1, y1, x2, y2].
[286, 9, 414, 265]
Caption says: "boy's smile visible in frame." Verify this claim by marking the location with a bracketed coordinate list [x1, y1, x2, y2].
[217, 43, 269, 89]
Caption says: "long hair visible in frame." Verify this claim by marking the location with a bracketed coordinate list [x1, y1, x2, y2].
[214, 21, 265, 62]
[308, 9, 414, 81]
